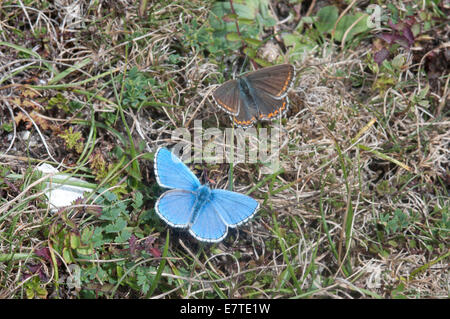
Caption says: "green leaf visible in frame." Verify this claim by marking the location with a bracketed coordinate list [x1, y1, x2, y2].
[132, 191, 144, 210]
[76, 246, 94, 256]
[252, 57, 271, 67]
[238, 17, 254, 25]
[392, 54, 406, 69]
[243, 37, 262, 47]
[62, 247, 74, 263]
[243, 47, 256, 57]
[115, 228, 132, 243]
[59, 127, 84, 154]
[204, 0, 275, 56]
[283, 33, 317, 56]
[334, 13, 370, 43]
[70, 233, 80, 249]
[81, 227, 94, 243]
[315, 6, 338, 33]
[391, 283, 407, 299]
[223, 13, 238, 20]
[226, 32, 241, 41]
[104, 217, 127, 233]
[100, 207, 120, 221]
[137, 268, 151, 294]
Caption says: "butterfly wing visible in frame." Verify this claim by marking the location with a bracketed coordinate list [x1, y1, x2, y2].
[244, 64, 295, 98]
[155, 189, 196, 227]
[213, 79, 241, 115]
[232, 95, 259, 127]
[252, 89, 289, 121]
[189, 200, 228, 242]
[210, 189, 259, 226]
[232, 91, 288, 126]
[154, 147, 201, 191]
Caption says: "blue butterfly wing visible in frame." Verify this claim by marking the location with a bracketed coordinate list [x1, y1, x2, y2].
[189, 200, 228, 242]
[154, 147, 201, 191]
[210, 189, 259, 226]
[155, 189, 196, 227]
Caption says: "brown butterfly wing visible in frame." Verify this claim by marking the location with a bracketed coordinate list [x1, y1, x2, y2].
[213, 79, 241, 115]
[244, 64, 295, 98]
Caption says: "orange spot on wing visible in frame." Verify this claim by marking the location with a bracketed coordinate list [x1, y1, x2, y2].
[275, 70, 294, 97]
[260, 100, 287, 119]
[234, 116, 256, 126]
[215, 98, 235, 113]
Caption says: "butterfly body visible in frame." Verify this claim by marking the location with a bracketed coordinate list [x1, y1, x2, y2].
[190, 185, 211, 225]
[237, 77, 253, 103]
[213, 64, 295, 127]
[154, 147, 259, 242]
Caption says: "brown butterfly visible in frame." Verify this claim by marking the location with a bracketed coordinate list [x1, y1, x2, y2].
[213, 64, 295, 127]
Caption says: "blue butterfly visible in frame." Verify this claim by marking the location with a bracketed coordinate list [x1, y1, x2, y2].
[153, 147, 260, 242]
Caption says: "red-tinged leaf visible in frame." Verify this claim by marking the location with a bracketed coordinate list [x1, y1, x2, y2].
[394, 36, 411, 49]
[378, 33, 410, 49]
[34, 247, 61, 266]
[145, 235, 155, 246]
[129, 234, 138, 256]
[34, 247, 52, 262]
[27, 264, 42, 274]
[404, 16, 416, 27]
[148, 247, 161, 258]
[386, 17, 415, 48]
[73, 197, 83, 205]
[26, 264, 48, 281]
[144, 236, 160, 257]
[374, 48, 390, 65]
[22, 272, 33, 280]
[3, 178, 19, 193]
[388, 19, 403, 31]
[378, 33, 399, 44]
[402, 27, 414, 46]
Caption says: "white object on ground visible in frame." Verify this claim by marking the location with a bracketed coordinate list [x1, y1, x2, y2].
[37, 163, 92, 212]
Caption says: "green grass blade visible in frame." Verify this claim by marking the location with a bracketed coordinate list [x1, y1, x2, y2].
[335, 141, 353, 276]
[48, 58, 92, 85]
[272, 212, 302, 295]
[146, 231, 170, 297]
[0, 41, 57, 79]
[357, 144, 411, 171]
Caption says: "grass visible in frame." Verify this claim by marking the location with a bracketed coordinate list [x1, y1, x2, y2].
[0, 0, 448, 299]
